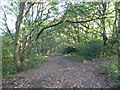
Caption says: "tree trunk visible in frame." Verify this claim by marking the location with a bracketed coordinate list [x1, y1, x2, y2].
[116, 2, 120, 61]
[101, 19, 108, 46]
[101, 2, 108, 46]
[14, 2, 25, 71]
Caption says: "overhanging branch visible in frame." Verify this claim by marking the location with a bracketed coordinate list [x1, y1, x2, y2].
[36, 19, 64, 40]
[65, 16, 114, 23]
[36, 16, 114, 40]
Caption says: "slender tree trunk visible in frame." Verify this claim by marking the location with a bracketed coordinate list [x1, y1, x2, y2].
[118, 8, 120, 78]
[99, 2, 108, 56]
[114, 2, 120, 80]
[116, 2, 120, 61]
[101, 2, 108, 46]
[101, 18, 107, 46]
[14, 2, 25, 71]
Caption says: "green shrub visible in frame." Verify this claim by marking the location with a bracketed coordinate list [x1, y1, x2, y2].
[2, 65, 17, 78]
[54, 53, 63, 56]
[78, 40, 103, 59]
[63, 46, 77, 54]
[101, 56, 119, 79]
[26, 59, 44, 69]
[2, 55, 46, 78]
[26, 56, 46, 69]
[64, 54, 87, 63]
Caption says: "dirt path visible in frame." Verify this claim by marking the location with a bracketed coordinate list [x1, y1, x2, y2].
[3, 56, 113, 88]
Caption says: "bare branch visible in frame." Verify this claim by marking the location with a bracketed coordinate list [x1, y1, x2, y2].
[1, 9, 14, 39]
[24, 2, 36, 17]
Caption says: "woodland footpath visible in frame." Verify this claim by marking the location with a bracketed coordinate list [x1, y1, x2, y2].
[0, 1, 120, 88]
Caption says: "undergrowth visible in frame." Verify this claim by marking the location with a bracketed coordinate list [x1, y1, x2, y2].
[102, 56, 119, 79]
[101, 55, 120, 88]
[2, 55, 47, 78]
[64, 54, 88, 63]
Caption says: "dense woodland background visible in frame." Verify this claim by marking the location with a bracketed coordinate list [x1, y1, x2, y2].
[0, 0, 120, 88]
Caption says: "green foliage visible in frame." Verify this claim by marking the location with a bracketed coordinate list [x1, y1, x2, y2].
[78, 40, 103, 59]
[106, 41, 118, 55]
[1, 2, 118, 87]
[2, 35, 14, 64]
[63, 46, 77, 54]
[2, 35, 16, 78]
[101, 56, 119, 79]
[64, 54, 87, 63]
[26, 56, 46, 69]
[54, 53, 63, 56]
[2, 65, 17, 78]
[2, 55, 47, 78]
[26, 59, 45, 69]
